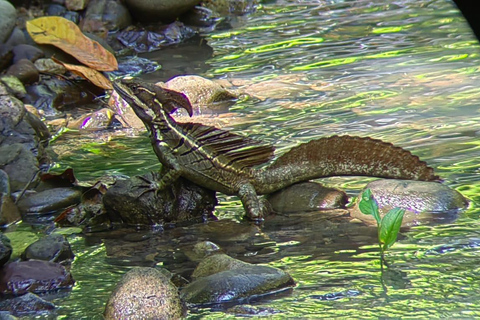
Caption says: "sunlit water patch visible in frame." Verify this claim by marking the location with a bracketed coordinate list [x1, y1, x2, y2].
[45, 0, 480, 318]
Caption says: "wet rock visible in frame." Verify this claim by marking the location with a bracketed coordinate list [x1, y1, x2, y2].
[12, 45, 45, 64]
[192, 241, 221, 260]
[63, 10, 81, 24]
[158, 75, 238, 115]
[103, 172, 216, 225]
[350, 179, 469, 226]
[0, 0, 16, 43]
[123, 0, 201, 23]
[0, 233, 12, 267]
[0, 87, 25, 127]
[117, 21, 195, 53]
[182, 253, 295, 305]
[104, 267, 185, 320]
[0, 260, 75, 295]
[191, 252, 249, 279]
[81, 0, 132, 36]
[46, 4, 67, 17]
[0, 169, 21, 226]
[16, 187, 83, 215]
[66, 0, 89, 11]
[34, 58, 67, 75]
[6, 59, 39, 85]
[0, 292, 55, 316]
[0, 82, 51, 195]
[0, 143, 39, 193]
[0, 75, 27, 98]
[202, 0, 258, 16]
[4, 27, 27, 49]
[21, 234, 75, 264]
[180, 6, 220, 28]
[266, 182, 348, 213]
[0, 45, 13, 72]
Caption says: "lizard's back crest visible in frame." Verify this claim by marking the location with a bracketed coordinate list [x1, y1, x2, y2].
[178, 122, 275, 169]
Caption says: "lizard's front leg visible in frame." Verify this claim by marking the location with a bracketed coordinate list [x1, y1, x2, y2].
[137, 141, 183, 197]
[237, 182, 270, 222]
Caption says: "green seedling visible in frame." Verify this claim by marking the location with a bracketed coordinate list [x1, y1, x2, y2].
[359, 188, 405, 268]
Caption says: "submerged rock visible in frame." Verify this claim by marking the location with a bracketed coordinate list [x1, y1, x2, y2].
[103, 172, 217, 226]
[21, 234, 75, 264]
[350, 179, 469, 226]
[182, 253, 295, 305]
[0, 260, 75, 295]
[266, 182, 348, 213]
[104, 267, 185, 320]
[0, 292, 55, 317]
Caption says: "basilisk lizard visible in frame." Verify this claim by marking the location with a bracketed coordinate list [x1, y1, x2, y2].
[113, 78, 439, 221]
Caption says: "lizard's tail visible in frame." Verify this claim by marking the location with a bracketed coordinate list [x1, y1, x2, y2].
[256, 135, 439, 194]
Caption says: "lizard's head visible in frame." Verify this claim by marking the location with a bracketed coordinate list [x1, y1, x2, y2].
[113, 78, 193, 123]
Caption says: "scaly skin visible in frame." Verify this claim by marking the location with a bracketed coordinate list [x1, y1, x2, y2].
[113, 79, 439, 221]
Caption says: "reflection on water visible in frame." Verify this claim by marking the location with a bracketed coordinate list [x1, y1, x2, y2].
[51, 0, 480, 318]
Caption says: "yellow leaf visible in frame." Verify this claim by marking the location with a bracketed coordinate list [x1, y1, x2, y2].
[27, 16, 118, 71]
[53, 58, 113, 90]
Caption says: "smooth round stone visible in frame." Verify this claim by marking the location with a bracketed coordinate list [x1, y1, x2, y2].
[350, 179, 469, 226]
[16, 187, 83, 214]
[182, 253, 295, 305]
[6, 59, 39, 84]
[124, 0, 201, 22]
[104, 267, 184, 320]
[0, 0, 16, 43]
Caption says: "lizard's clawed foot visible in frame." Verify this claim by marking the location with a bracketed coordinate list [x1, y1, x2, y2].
[136, 173, 165, 199]
[244, 198, 272, 223]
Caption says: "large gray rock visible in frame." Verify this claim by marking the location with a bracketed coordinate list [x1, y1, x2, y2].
[123, 0, 201, 22]
[350, 179, 469, 226]
[103, 172, 216, 225]
[182, 253, 295, 305]
[0, 1, 16, 43]
[104, 267, 185, 320]
[21, 234, 75, 264]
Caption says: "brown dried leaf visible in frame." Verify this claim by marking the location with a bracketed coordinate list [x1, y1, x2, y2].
[53, 58, 113, 89]
[26, 16, 118, 71]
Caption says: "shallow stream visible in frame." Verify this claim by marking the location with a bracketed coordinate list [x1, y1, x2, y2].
[15, 0, 480, 318]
